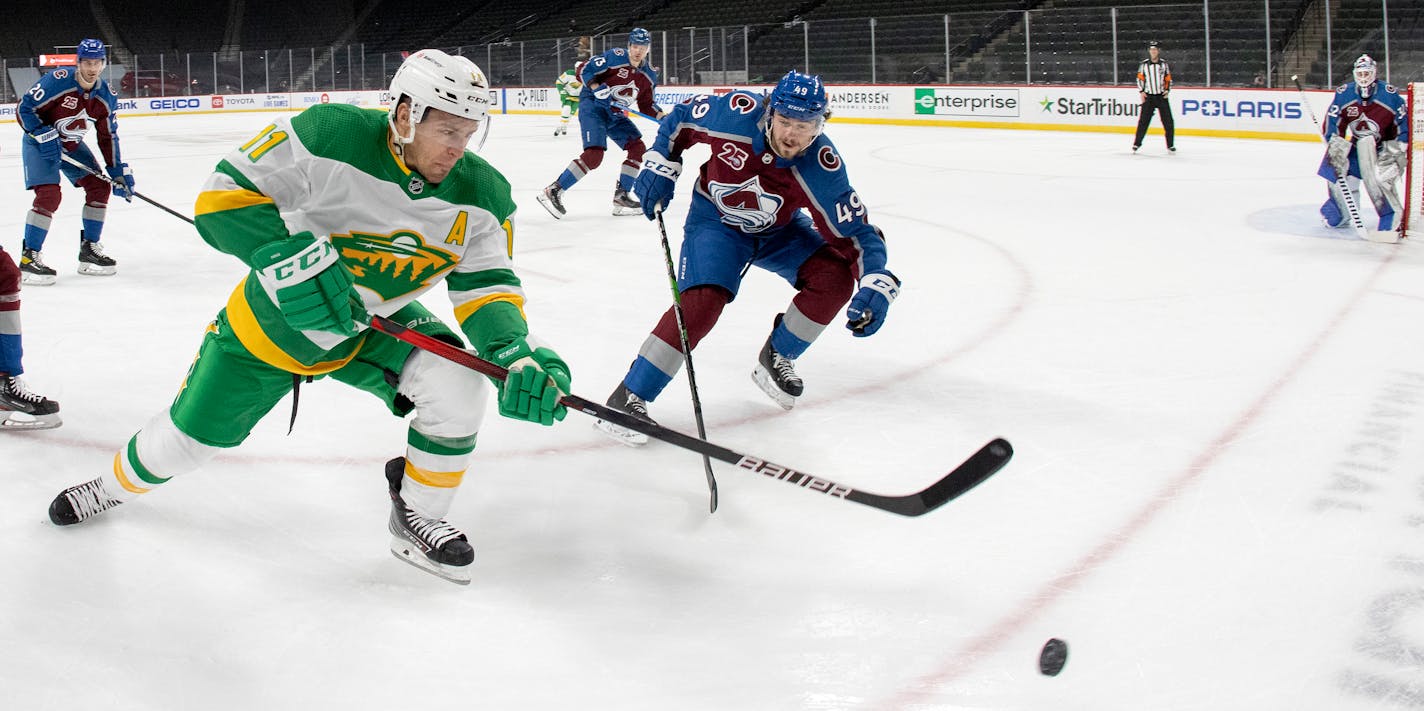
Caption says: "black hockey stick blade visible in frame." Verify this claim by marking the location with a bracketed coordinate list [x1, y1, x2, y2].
[370, 315, 1013, 516]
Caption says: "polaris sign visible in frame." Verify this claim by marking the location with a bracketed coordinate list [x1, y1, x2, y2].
[1182, 99, 1303, 120]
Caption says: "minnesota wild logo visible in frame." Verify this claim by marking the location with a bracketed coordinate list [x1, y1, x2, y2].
[331, 230, 457, 300]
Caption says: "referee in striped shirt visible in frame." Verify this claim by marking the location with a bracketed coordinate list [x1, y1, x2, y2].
[1133, 40, 1175, 153]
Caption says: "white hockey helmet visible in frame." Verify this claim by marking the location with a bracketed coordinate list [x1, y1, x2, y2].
[1353, 54, 1377, 89]
[388, 49, 491, 149]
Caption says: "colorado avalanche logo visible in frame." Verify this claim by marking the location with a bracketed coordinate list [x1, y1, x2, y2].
[56, 111, 91, 141]
[728, 93, 757, 114]
[817, 146, 841, 172]
[1346, 116, 1382, 138]
[707, 176, 783, 233]
[610, 84, 638, 109]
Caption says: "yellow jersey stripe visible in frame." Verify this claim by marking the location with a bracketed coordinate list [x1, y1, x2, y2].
[226, 279, 363, 376]
[404, 460, 465, 489]
[195, 188, 275, 216]
[112, 452, 150, 495]
[453, 292, 526, 323]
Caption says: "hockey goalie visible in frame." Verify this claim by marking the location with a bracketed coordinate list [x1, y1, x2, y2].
[1317, 54, 1410, 241]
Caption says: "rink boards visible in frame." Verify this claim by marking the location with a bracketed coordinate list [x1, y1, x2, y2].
[0, 83, 1336, 141]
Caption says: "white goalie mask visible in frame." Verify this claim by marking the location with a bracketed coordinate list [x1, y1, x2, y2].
[1353, 54, 1377, 95]
[388, 49, 491, 152]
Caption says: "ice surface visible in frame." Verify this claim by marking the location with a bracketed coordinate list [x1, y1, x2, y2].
[2, 112, 1422, 710]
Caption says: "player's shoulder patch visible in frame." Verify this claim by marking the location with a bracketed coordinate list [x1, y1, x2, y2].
[1385, 83, 1398, 94]
[1335, 83, 1351, 94]
[52, 68, 69, 80]
[725, 91, 760, 115]
[816, 144, 842, 173]
[611, 48, 627, 57]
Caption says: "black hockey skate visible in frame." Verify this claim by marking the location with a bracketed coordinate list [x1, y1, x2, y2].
[751, 315, 804, 410]
[78, 236, 117, 276]
[386, 457, 474, 585]
[49, 476, 124, 525]
[1, 375, 61, 430]
[593, 381, 656, 447]
[19, 248, 56, 286]
[611, 187, 642, 216]
[536, 182, 567, 219]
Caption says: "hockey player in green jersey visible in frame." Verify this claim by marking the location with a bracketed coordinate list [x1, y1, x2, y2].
[46, 49, 570, 585]
[553, 61, 584, 136]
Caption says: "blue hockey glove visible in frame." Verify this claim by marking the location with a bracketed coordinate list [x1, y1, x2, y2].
[634, 152, 681, 219]
[251, 234, 366, 337]
[489, 336, 571, 426]
[107, 162, 135, 201]
[845, 270, 901, 337]
[31, 128, 61, 161]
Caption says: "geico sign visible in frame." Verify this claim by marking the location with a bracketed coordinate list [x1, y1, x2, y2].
[1181, 99, 1303, 120]
[150, 98, 201, 111]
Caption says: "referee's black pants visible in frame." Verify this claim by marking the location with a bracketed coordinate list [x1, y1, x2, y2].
[1133, 94, 1175, 148]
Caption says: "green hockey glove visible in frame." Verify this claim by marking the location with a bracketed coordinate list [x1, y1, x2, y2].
[489, 336, 571, 426]
[251, 233, 366, 337]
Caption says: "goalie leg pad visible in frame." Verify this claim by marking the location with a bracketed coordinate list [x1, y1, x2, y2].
[1324, 177, 1366, 232]
[1355, 135, 1403, 232]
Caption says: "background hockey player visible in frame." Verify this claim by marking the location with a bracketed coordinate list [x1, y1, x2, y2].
[16, 38, 132, 284]
[553, 60, 585, 136]
[1317, 54, 1409, 233]
[46, 49, 571, 586]
[0, 244, 60, 429]
[537, 28, 664, 219]
[596, 70, 899, 445]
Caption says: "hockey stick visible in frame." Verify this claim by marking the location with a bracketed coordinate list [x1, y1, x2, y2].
[1291, 77, 1394, 242]
[368, 313, 1013, 516]
[618, 106, 661, 123]
[58, 152, 194, 225]
[654, 208, 718, 513]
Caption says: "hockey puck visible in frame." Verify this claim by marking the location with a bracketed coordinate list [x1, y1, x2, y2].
[1038, 638, 1069, 676]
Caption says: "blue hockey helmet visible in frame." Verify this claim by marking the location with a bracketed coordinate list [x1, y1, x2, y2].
[629, 27, 652, 46]
[768, 70, 828, 123]
[76, 38, 106, 61]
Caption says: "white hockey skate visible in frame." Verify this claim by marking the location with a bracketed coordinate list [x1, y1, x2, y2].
[594, 382, 653, 447]
[385, 458, 474, 585]
[0, 376, 61, 430]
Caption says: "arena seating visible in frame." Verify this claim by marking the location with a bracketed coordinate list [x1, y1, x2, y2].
[0, 0, 1416, 100]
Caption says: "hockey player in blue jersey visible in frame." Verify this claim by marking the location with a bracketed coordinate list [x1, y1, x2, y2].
[1317, 54, 1409, 233]
[594, 70, 900, 444]
[16, 38, 132, 284]
[537, 27, 664, 219]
